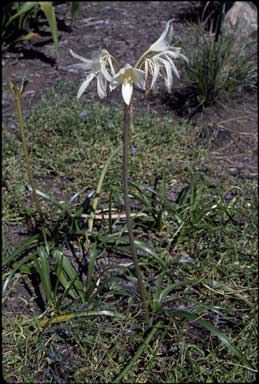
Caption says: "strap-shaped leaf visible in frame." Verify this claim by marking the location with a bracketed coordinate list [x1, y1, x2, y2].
[7, 2, 38, 26]
[39, 2, 59, 56]
[173, 309, 253, 368]
[70, 2, 80, 24]
[39, 309, 125, 327]
[3, 234, 39, 268]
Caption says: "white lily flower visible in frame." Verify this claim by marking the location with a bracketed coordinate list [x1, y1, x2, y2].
[148, 19, 174, 53]
[111, 64, 145, 105]
[70, 48, 116, 99]
[144, 50, 188, 92]
[134, 19, 188, 93]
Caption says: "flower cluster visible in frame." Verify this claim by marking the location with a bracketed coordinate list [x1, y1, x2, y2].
[70, 20, 187, 105]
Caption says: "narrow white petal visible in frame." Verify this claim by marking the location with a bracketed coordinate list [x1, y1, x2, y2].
[100, 61, 113, 82]
[159, 58, 173, 92]
[150, 60, 161, 89]
[122, 81, 133, 105]
[164, 55, 180, 79]
[97, 74, 107, 98]
[70, 49, 93, 65]
[133, 68, 145, 90]
[68, 63, 91, 72]
[165, 50, 188, 63]
[77, 73, 96, 99]
[109, 78, 120, 91]
[148, 19, 174, 52]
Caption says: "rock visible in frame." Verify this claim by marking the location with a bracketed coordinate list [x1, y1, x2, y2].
[222, 2, 257, 48]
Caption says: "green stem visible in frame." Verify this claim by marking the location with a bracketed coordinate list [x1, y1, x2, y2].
[14, 93, 44, 223]
[123, 103, 149, 324]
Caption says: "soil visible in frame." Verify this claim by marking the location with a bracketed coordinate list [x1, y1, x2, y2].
[2, 1, 258, 311]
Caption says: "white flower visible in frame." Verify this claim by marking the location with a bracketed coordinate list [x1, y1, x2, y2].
[148, 19, 174, 53]
[144, 50, 188, 92]
[111, 64, 145, 105]
[135, 19, 188, 93]
[70, 49, 116, 99]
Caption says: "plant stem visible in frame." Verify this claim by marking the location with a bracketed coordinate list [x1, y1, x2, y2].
[123, 103, 149, 323]
[14, 93, 44, 223]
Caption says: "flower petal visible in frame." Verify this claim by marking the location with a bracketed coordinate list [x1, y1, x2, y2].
[159, 57, 173, 92]
[77, 73, 96, 99]
[100, 61, 113, 82]
[70, 49, 94, 67]
[133, 68, 145, 90]
[97, 74, 107, 99]
[150, 60, 161, 89]
[122, 81, 133, 105]
[148, 19, 174, 52]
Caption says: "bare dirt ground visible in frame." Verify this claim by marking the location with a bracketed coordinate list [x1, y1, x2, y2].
[2, 1, 257, 179]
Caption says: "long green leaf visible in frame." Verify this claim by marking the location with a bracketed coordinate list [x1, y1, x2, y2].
[34, 247, 53, 304]
[3, 234, 39, 268]
[134, 240, 167, 268]
[39, 2, 59, 56]
[26, 184, 65, 210]
[53, 250, 84, 301]
[39, 310, 125, 327]
[173, 309, 252, 368]
[70, 2, 80, 24]
[158, 278, 204, 306]
[86, 243, 98, 296]
[7, 2, 38, 26]
[2, 252, 36, 295]
[113, 320, 163, 383]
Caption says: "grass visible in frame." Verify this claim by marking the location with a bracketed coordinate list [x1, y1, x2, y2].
[181, 22, 257, 108]
[2, 80, 258, 383]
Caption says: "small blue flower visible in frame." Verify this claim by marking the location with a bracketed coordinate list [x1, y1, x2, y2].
[224, 192, 233, 201]
[82, 111, 88, 117]
[107, 122, 113, 129]
[131, 145, 137, 156]
[248, 371, 255, 379]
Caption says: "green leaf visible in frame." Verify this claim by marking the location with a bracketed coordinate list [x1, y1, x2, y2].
[34, 246, 53, 304]
[70, 2, 80, 24]
[39, 2, 59, 56]
[158, 278, 204, 305]
[3, 234, 39, 268]
[134, 240, 167, 268]
[52, 250, 84, 301]
[26, 185, 65, 210]
[113, 320, 163, 383]
[2, 252, 36, 295]
[173, 309, 253, 368]
[39, 309, 125, 327]
[86, 243, 98, 296]
[7, 2, 38, 26]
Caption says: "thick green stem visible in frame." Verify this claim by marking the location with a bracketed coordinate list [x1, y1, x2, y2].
[123, 103, 149, 323]
[14, 93, 44, 223]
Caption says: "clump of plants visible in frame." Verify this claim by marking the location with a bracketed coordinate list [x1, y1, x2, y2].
[182, 21, 257, 109]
